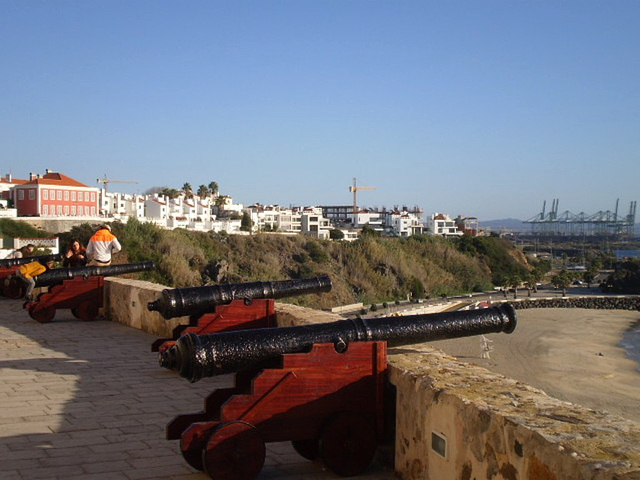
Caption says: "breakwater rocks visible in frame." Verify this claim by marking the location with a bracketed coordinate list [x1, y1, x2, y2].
[512, 296, 640, 311]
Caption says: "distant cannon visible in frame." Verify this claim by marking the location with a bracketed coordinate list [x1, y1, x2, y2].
[148, 275, 332, 320]
[161, 303, 517, 382]
[30, 261, 155, 288]
[0, 253, 63, 268]
[20, 261, 155, 323]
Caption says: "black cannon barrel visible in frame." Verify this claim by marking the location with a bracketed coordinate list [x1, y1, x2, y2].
[147, 274, 333, 319]
[0, 253, 63, 268]
[33, 261, 155, 287]
[160, 303, 517, 382]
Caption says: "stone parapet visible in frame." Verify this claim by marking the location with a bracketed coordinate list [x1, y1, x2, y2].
[513, 296, 640, 311]
[102, 278, 640, 479]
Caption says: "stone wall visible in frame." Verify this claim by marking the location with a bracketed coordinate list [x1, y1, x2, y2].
[513, 296, 640, 311]
[103, 278, 640, 480]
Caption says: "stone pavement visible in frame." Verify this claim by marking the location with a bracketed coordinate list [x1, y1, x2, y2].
[0, 297, 396, 480]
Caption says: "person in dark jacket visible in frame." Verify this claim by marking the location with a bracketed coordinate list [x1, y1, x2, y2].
[62, 240, 87, 268]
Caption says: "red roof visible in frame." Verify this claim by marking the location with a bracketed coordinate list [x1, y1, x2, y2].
[0, 176, 28, 186]
[22, 172, 90, 188]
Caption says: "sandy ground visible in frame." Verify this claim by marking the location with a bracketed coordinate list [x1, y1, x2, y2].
[426, 308, 640, 423]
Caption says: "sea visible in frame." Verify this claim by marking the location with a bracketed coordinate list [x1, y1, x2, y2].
[621, 321, 640, 373]
[614, 249, 640, 260]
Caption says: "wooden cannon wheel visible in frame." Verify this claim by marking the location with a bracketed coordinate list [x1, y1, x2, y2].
[3, 279, 25, 299]
[28, 305, 56, 323]
[319, 412, 378, 477]
[202, 421, 265, 480]
[76, 300, 99, 321]
[291, 438, 319, 461]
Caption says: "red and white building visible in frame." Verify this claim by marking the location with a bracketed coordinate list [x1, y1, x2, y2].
[13, 170, 100, 217]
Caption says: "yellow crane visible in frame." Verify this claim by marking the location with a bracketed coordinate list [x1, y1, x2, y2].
[348, 177, 376, 213]
[96, 175, 138, 193]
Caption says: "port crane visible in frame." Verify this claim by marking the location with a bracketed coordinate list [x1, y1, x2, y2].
[349, 178, 376, 213]
[96, 175, 138, 193]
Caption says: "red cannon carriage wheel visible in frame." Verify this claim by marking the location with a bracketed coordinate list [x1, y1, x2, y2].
[291, 438, 319, 460]
[76, 300, 99, 321]
[319, 412, 378, 477]
[3, 279, 25, 299]
[29, 306, 56, 323]
[202, 421, 265, 480]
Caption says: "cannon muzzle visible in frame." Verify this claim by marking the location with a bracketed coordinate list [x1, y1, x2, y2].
[0, 253, 63, 268]
[161, 303, 517, 382]
[147, 274, 332, 319]
[33, 261, 155, 287]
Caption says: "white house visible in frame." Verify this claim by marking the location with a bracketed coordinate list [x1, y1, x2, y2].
[427, 213, 463, 237]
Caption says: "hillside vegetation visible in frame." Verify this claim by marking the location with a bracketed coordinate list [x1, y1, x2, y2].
[3, 218, 534, 309]
[57, 218, 533, 309]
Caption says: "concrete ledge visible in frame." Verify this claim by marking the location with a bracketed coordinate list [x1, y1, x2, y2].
[102, 278, 640, 479]
[104, 277, 189, 337]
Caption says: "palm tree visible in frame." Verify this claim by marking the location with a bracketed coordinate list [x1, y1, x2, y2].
[197, 185, 209, 198]
[208, 181, 219, 197]
[182, 183, 193, 198]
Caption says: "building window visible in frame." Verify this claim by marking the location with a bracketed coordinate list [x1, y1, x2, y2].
[91, 192, 95, 202]
[79, 206, 83, 216]
[57, 191, 62, 200]
[43, 190, 48, 200]
[64, 206, 69, 215]
[57, 205, 62, 215]
[18, 190, 24, 200]
[71, 206, 76, 215]
[71, 191, 76, 201]
[78, 192, 83, 202]
[29, 190, 35, 200]
[42, 205, 48, 215]
[91, 206, 96, 216]
[64, 191, 69, 201]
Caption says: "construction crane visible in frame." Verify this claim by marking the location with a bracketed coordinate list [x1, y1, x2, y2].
[348, 177, 376, 214]
[96, 175, 138, 193]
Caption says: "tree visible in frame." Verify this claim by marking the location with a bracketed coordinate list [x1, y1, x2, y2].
[160, 187, 180, 199]
[551, 270, 573, 296]
[208, 181, 219, 197]
[182, 183, 193, 198]
[197, 185, 210, 198]
[240, 212, 253, 232]
[329, 229, 345, 240]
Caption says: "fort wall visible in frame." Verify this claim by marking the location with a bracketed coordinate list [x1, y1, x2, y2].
[104, 277, 640, 479]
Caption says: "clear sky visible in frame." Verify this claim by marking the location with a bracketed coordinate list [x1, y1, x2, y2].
[2, 1, 638, 221]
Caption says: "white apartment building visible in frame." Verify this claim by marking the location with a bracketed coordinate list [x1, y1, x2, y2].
[387, 210, 424, 236]
[426, 213, 463, 237]
[299, 206, 332, 240]
[246, 204, 331, 238]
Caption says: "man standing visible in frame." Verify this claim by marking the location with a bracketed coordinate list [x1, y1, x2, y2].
[86, 225, 121, 266]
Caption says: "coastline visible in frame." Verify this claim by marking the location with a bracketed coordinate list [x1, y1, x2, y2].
[427, 308, 640, 423]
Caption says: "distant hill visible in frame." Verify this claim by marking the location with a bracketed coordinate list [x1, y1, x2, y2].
[479, 218, 527, 233]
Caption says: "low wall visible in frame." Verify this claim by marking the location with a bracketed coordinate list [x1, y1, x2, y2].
[104, 278, 640, 479]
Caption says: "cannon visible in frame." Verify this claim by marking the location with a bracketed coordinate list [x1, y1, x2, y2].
[22, 261, 155, 323]
[148, 274, 332, 320]
[0, 253, 63, 268]
[32, 261, 155, 288]
[161, 303, 516, 382]
[161, 304, 517, 479]
[0, 254, 63, 297]
[149, 275, 332, 353]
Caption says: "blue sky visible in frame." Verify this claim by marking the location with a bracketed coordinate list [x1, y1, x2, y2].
[2, 1, 638, 221]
